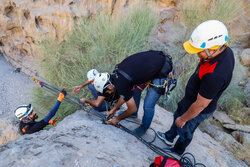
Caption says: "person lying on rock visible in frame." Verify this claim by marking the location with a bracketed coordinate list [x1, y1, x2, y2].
[14, 89, 67, 134]
[156, 20, 235, 156]
[93, 50, 173, 137]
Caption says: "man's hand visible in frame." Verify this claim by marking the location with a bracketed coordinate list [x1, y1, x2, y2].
[106, 109, 116, 118]
[80, 98, 87, 103]
[175, 116, 187, 128]
[72, 86, 81, 94]
[49, 117, 60, 127]
[107, 117, 120, 126]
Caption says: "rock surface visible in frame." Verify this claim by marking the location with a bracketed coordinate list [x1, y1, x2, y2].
[0, 103, 248, 167]
[0, 54, 34, 145]
[0, 0, 177, 71]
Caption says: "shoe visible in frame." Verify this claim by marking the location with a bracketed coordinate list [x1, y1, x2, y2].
[132, 125, 148, 137]
[163, 147, 182, 156]
[156, 131, 174, 146]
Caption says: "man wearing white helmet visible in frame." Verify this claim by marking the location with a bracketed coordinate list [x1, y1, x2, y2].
[14, 90, 67, 134]
[80, 72, 122, 111]
[157, 20, 235, 155]
[93, 50, 173, 134]
[73, 69, 118, 111]
[72, 69, 107, 111]
[72, 69, 99, 94]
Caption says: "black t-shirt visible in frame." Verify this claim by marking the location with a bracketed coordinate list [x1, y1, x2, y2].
[19, 120, 47, 134]
[98, 90, 120, 105]
[179, 47, 235, 114]
[112, 50, 166, 101]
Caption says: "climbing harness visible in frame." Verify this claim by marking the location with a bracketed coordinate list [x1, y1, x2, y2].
[148, 71, 177, 95]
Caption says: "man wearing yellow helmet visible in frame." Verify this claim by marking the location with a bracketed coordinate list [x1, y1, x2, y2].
[157, 20, 235, 155]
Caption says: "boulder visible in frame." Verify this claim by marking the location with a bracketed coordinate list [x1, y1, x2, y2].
[213, 111, 235, 125]
[240, 48, 250, 66]
[203, 125, 244, 153]
[223, 124, 250, 133]
[245, 78, 250, 107]
[232, 131, 250, 148]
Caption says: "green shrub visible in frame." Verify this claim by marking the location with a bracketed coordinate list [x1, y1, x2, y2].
[180, 0, 243, 31]
[33, 5, 158, 119]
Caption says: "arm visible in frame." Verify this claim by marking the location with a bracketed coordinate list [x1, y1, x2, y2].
[108, 97, 137, 125]
[106, 96, 125, 118]
[72, 80, 92, 94]
[81, 96, 106, 107]
[175, 74, 225, 128]
[43, 100, 61, 124]
[175, 93, 211, 128]
[116, 97, 137, 120]
[43, 90, 66, 124]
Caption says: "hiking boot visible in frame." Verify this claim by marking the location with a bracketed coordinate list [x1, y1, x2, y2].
[156, 131, 174, 146]
[132, 125, 148, 137]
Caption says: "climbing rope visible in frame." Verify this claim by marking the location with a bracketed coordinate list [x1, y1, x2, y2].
[33, 77, 205, 167]
[6, 55, 204, 166]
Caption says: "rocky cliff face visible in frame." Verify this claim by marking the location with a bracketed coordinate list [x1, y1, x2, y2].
[0, 105, 248, 167]
[0, 0, 176, 72]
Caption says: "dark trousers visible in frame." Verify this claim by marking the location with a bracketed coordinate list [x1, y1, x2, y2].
[165, 105, 213, 155]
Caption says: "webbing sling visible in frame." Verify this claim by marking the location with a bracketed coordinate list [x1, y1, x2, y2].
[117, 69, 133, 82]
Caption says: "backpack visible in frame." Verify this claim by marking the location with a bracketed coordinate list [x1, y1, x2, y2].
[150, 156, 180, 167]
[150, 153, 206, 167]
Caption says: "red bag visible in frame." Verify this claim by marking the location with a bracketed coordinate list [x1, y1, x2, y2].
[150, 156, 181, 167]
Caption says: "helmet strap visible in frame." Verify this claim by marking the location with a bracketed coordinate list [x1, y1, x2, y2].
[204, 45, 223, 61]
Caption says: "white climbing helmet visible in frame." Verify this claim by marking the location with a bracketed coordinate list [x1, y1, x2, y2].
[94, 73, 110, 93]
[14, 104, 33, 120]
[87, 69, 99, 81]
[183, 20, 228, 54]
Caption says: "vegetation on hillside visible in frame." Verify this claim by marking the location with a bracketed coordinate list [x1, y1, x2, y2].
[34, 0, 248, 125]
[33, 5, 158, 120]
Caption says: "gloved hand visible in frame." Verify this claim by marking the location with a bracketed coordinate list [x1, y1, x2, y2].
[49, 117, 60, 127]
[57, 88, 67, 102]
